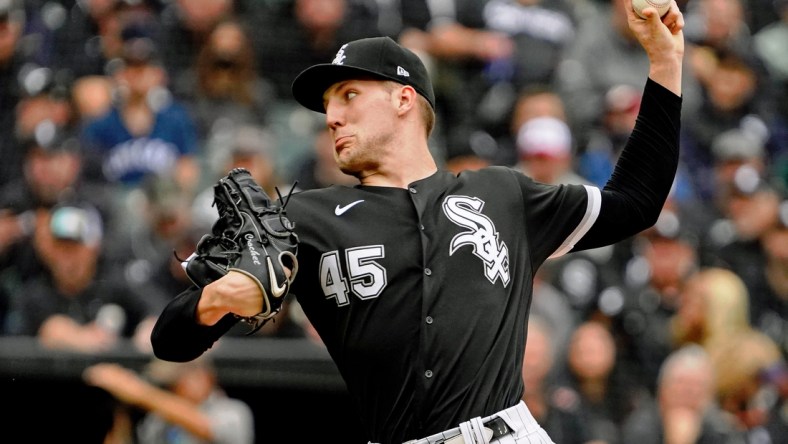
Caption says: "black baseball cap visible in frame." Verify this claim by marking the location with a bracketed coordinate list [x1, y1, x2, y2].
[119, 15, 161, 66]
[291, 36, 435, 113]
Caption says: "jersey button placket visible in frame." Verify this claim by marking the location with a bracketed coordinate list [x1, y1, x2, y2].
[409, 182, 436, 389]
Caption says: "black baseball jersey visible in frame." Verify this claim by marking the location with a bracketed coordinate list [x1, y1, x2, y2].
[151, 79, 681, 443]
[285, 168, 596, 440]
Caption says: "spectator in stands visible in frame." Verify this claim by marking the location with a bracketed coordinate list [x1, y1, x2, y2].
[612, 209, 700, 391]
[682, 48, 780, 201]
[159, 0, 236, 85]
[481, 0, 577, 89]
[251, 0, 381, 101]
[51, 0, 163, 79]
[71, 75, 114, 123]
[684, 0, 755, 61]
[0, 125, 86, 257]
[44, 121, 117, 210]
[752, 0, 788, 188]
[704, 169, 783, 318]
[561, 320, 649, 444]
[513, 115, 590, 186]
[695, 134, 768, 251]
[709, 129, 770, 208]
[687, 0, 788, 185]
[621, 344, 741, 444]
[0, 124, 119, 334]
[14, 0, 67, 69]
[757, 354, 788, 438]
[405, 0, 514, 161]
[81, 16, 201, 201]
[510, 85, 567, 131]
[50, 0, 120, 77]
[83, 354, 254, 444]
[174, 18, 277, 161]
[495, 84, 567, 166]
[555, 0, 700, 147]
[577, 84, 641, 188]
[474, 0, 578, 141]
[522, 315, 591, 443]
[755, 200, 788, 358]
[109, 175, 198, 321]
[693, 193, 788, 358]
[10, 200, 159, 353]
[710, 329, 788, 441]
[4, 64, 75, 195]
[14, 67, 75, 141]
[0, 0, 28, 186]
[671, 267, 753, 354]
[669, 266, 787, 430]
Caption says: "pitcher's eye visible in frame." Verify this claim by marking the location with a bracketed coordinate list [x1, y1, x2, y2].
[346, 91, 357, 100]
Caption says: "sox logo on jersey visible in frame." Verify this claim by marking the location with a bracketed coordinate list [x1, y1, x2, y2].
[442, 195, 510, 287]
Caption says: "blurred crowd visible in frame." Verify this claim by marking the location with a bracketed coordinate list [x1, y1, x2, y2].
[0, 0, 786, 443]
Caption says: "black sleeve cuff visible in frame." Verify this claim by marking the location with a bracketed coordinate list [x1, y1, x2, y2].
[150, 286, 237, 362]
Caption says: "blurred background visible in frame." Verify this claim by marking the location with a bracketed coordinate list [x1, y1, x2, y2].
[0, 0, 786, 442]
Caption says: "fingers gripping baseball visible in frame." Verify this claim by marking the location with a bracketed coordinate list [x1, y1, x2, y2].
[627, 0, 684, 37]
[658, 2, 685, 35]
[624, 0, 684, 95]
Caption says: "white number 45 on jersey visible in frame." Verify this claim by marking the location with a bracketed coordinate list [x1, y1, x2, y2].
[319, 245, 388, 306]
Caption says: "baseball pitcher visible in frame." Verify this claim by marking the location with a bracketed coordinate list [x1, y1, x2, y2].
[151, 1, 686, 442]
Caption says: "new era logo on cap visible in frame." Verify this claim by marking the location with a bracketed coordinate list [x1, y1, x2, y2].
[291, 36, 435, 113]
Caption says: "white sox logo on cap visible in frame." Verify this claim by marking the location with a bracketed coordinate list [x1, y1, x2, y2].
[291, 36, 435, 113]
[332, 44, 347, 65]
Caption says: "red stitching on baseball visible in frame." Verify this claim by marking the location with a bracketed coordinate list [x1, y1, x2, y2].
[645, 0, 668, 9]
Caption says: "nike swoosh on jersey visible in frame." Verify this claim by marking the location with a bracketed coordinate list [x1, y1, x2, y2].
[335, 199, 365, 216]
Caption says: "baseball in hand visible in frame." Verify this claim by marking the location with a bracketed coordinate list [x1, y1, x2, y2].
[632, 0, 671, 18]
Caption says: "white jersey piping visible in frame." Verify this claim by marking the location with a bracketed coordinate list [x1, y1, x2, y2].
[548, 185, 601, 259]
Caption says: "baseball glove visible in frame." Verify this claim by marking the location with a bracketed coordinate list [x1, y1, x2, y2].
[181, 168, 299, 334]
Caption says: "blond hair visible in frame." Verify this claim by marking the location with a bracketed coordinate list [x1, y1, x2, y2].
[709, 329, 782, 401]
[674, 267, 751, 349]
[698, 267, 751, 346]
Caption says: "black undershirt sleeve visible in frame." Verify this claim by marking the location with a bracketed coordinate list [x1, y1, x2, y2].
[574, 78, 682, 251]
[150, 286, 238, 362]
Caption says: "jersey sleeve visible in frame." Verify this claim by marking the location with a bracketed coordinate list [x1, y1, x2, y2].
[150, 286, 238, 362]
[512, 171, 600, 268]
[574, 78, 681, 251]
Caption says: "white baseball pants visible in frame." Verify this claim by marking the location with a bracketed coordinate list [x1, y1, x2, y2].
[371, 400, 556, 444]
